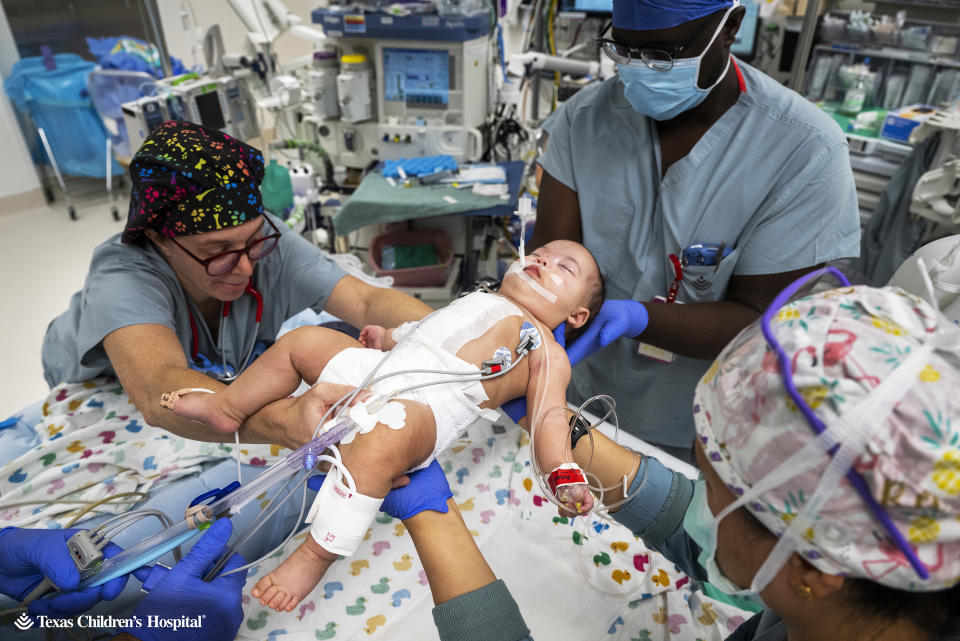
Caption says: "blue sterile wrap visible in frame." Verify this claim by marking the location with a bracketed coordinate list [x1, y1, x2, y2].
[383, 155, 458, 179]
[613, 0, 733, 31]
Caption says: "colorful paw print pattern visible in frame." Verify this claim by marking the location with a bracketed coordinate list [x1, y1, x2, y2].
[121, 121, 265, 244]
[0, 377, 275, 528]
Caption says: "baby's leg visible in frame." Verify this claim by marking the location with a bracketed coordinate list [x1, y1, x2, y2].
[251, 399, 437, 611]
[163, 326, 361, 433]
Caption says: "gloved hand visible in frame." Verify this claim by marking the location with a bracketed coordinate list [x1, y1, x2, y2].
[308, 460, 453, 521]
[499, 324, 573, 423]
[123, 519, 247, 641]
[380, 460, 452, 520]
[0, 526, 128, 617]
[565, 299, 648, 366]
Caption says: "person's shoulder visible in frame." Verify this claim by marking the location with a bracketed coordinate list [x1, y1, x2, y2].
[560, 76, 624, 121]
[90, 233, 162, 268]
[738, 61, 847, 147]
[88, 233, 176, 283]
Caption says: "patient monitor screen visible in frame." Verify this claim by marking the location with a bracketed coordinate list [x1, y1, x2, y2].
[195, 90, 226, 129]
[383, 48, 450, 106]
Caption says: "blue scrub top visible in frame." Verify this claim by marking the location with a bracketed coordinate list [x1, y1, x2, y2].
[42, 213, 347, 386]
[539, 60, 860, 449]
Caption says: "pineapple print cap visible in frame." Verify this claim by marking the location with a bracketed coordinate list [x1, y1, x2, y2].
[122, 121, 265, 244]
[693, 284, 960, 591]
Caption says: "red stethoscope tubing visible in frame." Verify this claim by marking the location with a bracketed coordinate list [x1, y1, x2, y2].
[187, 280, 264, 379]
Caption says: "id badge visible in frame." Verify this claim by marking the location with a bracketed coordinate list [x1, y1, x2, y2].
[637, 296, 680, 363]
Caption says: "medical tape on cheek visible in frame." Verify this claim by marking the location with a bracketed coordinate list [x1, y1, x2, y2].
[505, 262, 558, 303]
[306, 474, 383, 557]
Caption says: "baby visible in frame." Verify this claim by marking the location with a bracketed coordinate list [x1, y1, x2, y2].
[161, 239, 604, 612]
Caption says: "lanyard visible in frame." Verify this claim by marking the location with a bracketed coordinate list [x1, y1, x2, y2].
[666, 254, 683, 303]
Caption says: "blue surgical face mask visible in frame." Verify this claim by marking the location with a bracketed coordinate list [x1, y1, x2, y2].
[617, 5, 735, 120]
[683, 478, 766, 605]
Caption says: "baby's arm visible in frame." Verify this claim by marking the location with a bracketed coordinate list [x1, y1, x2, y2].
[525, 338, 593, 515]
[359, 325, 398, 351]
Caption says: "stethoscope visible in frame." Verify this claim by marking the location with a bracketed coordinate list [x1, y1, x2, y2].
[186, 279, 264, 382]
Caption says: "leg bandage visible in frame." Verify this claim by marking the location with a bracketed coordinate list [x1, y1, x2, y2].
[306, 474, 383, 557]
[546, 462, 587, 496]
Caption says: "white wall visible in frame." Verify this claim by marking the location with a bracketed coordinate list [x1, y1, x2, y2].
[0, 4, 42, 201]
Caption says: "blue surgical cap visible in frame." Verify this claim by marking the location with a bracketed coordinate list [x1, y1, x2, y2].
[612, 0, 734, 31]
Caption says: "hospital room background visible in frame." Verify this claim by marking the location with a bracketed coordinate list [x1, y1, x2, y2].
[1, 0, 960, 639]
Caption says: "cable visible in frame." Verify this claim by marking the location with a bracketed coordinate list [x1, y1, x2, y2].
[547, 0, 560, 111]
[234, 430, 242, 485]
[206, 468, 306, 580]
[63, 492, 151, 528]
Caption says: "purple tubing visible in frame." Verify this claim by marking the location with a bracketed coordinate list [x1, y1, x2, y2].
[759, 267, 928, 580]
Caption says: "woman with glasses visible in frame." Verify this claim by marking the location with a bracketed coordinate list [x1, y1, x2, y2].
[41, 121, 433, 450]
[422, 280, 960, 641]
[528, 0, 861, 465]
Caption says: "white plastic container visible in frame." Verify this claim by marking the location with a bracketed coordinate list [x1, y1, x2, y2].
[307, 50, 340, 119]
[337, 54, 373, 124]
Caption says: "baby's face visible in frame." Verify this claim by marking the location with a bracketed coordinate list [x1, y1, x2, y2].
[500, 240, 599, 330]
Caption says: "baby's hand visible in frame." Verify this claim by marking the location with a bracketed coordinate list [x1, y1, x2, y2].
[558, 483, 594, 516]
[546, 463, 594, 516]
[359, 325, 387, 350]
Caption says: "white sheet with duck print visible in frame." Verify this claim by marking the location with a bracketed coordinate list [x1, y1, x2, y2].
[0, 378, 753, 640]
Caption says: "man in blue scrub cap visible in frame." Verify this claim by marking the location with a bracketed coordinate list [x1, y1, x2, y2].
[533, 0, 860, 463]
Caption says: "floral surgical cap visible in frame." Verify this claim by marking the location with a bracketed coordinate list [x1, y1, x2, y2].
[694, 285, 960, 591]
[122, 121, 265, 244]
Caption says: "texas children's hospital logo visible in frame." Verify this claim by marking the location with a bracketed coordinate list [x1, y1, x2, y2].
[12, 613, 205, 632]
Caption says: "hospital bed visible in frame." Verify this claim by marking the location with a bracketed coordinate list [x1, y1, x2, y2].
[0, 375, 742, 641]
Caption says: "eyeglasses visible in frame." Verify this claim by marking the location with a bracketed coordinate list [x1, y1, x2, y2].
[170, 216, 281, 276]
[760, 266, 929, 580]
[595, 12, 720, 71]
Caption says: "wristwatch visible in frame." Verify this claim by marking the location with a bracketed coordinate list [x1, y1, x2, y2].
[570, 414, 591, 449]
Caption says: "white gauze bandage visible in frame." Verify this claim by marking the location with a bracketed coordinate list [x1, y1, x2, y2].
[504, 261, 558, 303]
[306, 473, 383, 556]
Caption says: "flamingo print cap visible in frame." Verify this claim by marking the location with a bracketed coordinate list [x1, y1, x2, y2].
[693, 285, 960, 591]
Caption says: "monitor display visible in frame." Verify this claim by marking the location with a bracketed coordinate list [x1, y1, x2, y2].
[731, 1, 760, 58]
[383, 48, 450, 106]
[195, 90, 225, 129]
[560, 0, 613, 16]
[559, 0, 612, 14]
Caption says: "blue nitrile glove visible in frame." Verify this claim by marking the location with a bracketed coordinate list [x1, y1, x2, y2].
[308, 461, 453, 521]
[123, 519, 247, 641]
[0, 526, 128, 617]
[380, 460, 452, 520]
[565, 299, 648, 366]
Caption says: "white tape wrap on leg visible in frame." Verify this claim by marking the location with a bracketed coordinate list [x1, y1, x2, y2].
[306, 474, 383, 557]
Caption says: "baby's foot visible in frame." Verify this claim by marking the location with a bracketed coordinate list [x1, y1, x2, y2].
[160, 388, 242, 434]
[558, 483, 594, 516]
[251, 537, 337, 612]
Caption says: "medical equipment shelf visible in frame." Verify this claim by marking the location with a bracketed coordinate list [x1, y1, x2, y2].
[807, 43, 960, 114]
[311, 8, 492, 41]
[813, 44, 960, 71]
